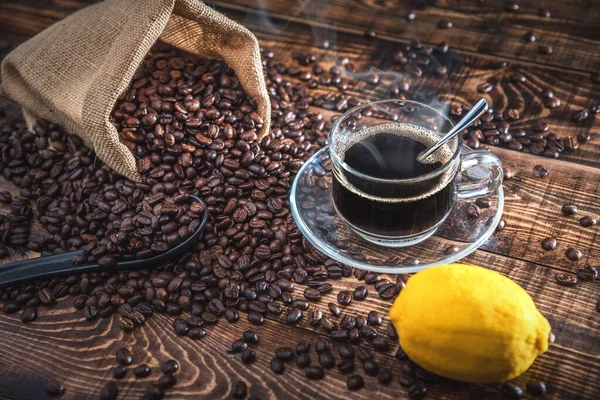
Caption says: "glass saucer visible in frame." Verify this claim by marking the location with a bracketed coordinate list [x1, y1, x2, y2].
[290, 148, 504, 273]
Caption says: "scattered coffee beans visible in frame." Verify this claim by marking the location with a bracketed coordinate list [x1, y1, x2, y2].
[565, 247, 582, 261]
[555, 273, 578, 287]
[347, 375, 364, 390]
[45, 380, 66, 397]
[541, 237, 557, 251]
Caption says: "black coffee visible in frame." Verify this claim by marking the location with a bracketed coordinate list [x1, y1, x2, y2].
[333, 129, 456, 238]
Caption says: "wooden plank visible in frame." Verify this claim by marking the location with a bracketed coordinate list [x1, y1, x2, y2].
[212, 0, 600, 73]
[0, 249, 598, 400]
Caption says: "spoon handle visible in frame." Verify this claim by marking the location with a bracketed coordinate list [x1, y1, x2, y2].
[0, 250, 95, 288]
[419, 98, 489, 161]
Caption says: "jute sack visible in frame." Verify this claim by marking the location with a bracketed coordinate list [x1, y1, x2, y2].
[1, 0, 270, 182]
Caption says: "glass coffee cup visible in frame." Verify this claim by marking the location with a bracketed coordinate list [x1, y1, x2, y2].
[330, 100, 503, 247]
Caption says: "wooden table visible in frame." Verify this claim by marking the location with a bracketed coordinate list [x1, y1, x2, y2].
[0, 1, 599, 399]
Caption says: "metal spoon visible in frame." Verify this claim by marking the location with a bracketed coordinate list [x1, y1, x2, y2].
[417, 98, 489, 163]
[0, 196, 208, 287]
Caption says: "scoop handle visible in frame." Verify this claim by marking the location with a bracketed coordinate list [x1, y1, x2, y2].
[418, 98, 489, 162]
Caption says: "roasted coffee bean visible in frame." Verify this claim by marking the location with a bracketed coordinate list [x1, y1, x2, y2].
[161, 360, 179, 374]
[20, 306, 37, 323]
[532, 165, 548, 178]
[347, 375, 364, 390]
[524, 32, 536, 42]
[3, 301, 20, 314]
[363, 359, 379, 376]
[45, 380, 66, 397]
[526, 381, 547, 396]
[305, 366, 325, 380]
[304, 287, 321, 300]
[315, 339, 331, 353]
[437, 19, 453, 29]
[232, 381, 247, 398]
[353, 286, 368, 301]
[173, 318, 189, 336]
[157, 374, 177, 389]
[339, 344, 355, 359]
[565, 247, 582, 261]
[99, 382, 118, 400]
[296, 353, 311, 368]
[367, 311, 382, 326]
[580, 216, 597, 227]
[248, 312, 264, 325]
[373, 338, 389, 352]
[503, 167, 514, 180]
[541, 237, 557, 250]
[562, 204, 578, 216]
[270, 357, 284, 374]
[286, 308, 302, 324]
[408, 383, 427, 400]
[538, 45, 553, 55]
[319, 351, 336, 369]
[577, 266, 598, 281]
[336, 290, 352, 306]
[502, 382, 523, 398]
[555, 272, 578, 287]
[113, 366, 127, 379]
[133, 364, 151, 378]
[230, 339, 248, 354]
[116, 348, 133, 366]
[295, 341, 310, 354]
[241, 349, 256, 364]
[328, 302, 341, 317]
[378, 370, 393, 384]
[275, 347, 294, 361]
[243, 331, 259, 344]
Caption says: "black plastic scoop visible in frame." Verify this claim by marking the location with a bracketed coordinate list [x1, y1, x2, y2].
[0, 196, 208, 288]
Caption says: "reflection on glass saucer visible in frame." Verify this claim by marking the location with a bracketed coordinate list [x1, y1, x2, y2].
[290, 148, 504, 273]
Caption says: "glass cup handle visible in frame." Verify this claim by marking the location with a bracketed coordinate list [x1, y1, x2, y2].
[456, 150, 504, 199]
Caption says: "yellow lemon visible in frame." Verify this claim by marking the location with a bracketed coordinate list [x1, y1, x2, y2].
[389, 263, 551, 383]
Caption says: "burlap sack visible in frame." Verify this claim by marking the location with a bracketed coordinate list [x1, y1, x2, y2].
[1, 0, 270, 182]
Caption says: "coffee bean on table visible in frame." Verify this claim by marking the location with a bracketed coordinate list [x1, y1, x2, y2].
[116, 348, 133, 366]
[232, 380, 247, 398]
[378, 370, 393, 384]
[286, 308, 302, 324]
[113, 366, 127, 379]
[408, 384, 427, 400]
[305, 366, 325, 380]
[304, 288, 321, 300]
[577, 266, 598, 281]
[243, 331, 259, 344]
[157, 374, 177, 389]
[367, 311, 382, 326]
[248, 312, 264, 325]
[347, 375, 364, 390]
[20, 306, 37, 323]
[538, 45, 553, 55]
[524, 32, 536, 42]
[353, 286, 368, 301]
[532, 165, 548, 178]
[337, 290, 352, 305]
[45, 380, 66, 397]
[437, 19, 452, 29]
[275, 347, 294, 361]
[373, 338, 389, 352]
[525, 381, 547, 396]
[270, 357, 285, 374]
[315, 339, 330, 353]
[555, 273, 578, 287]
[541, 237, 557, 250]
[296, 353, 311, 368]
[143, 383, 164, 399]
[580, 216, 597, 227]
[572, 109, 589, 122]
[565, 247, 582, 261]
[363, 359, 379, 376]
[99, 382, 118, 400]
[241, 349, 256, 364]
[501, 382, 524, 398]
[133, 364, 151, 378]
[319, 351, 336, 369]
[230, 339, 248, 354]
[162, 360, 179, 374]
[173, 318, 189, 336]
[295, 341, 310, 354]
[339, 344, 355, 359]
[503, 167, 514, 179]
[328, 302, 341, 317]
[562, 204, 578, 216]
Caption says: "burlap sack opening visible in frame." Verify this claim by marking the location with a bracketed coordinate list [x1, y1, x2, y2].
[1, 0, 270, 182]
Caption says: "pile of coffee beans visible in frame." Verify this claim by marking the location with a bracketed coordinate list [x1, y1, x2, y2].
[0, 37, 572, 398]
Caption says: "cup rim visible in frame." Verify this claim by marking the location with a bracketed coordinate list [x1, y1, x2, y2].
[329, 99, 462, 184]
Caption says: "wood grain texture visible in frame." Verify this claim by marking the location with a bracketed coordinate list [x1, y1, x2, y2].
[0, 249, 598, 400]
[0, 0, 599, 399]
